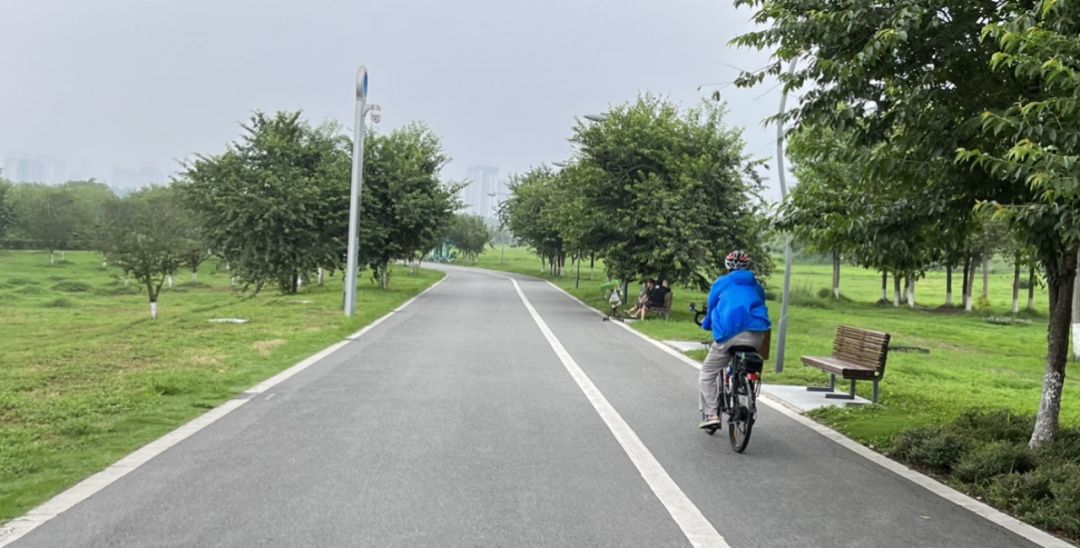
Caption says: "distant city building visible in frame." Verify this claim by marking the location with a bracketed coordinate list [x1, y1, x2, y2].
[17, 159, 45, 183]
[461, 166, 506, 219]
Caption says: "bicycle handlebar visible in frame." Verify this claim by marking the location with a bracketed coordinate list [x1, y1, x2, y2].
[689, 303, 706, 327]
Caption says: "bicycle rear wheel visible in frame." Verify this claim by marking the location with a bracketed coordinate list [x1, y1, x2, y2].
[728, 375, 754, 453]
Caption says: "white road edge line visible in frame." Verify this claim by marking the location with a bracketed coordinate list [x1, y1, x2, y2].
[543, 280, 1074, 548]
[0, 275, 448, 547]
[512, 279, 730, 548]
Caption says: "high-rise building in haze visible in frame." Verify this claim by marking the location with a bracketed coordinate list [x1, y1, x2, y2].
[461, 166, 504, 219]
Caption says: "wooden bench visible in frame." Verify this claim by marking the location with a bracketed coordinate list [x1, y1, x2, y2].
[646, 290, 674, 321]
[801, 326, 891, 404]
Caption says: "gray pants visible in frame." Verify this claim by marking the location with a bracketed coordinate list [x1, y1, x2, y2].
[699, 331, 765, 417]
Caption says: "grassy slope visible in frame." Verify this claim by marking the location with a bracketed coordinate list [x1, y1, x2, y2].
[461, 247, 1078, 445]
[0, 250, 442, 523]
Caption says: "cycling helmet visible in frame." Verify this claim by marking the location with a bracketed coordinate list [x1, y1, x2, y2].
[725, 250, 751, 271]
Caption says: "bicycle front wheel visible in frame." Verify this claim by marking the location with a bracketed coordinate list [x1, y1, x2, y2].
[728, 375, 754, 453]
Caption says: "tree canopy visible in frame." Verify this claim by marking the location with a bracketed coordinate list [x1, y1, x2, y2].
[178, 111, 352, 294]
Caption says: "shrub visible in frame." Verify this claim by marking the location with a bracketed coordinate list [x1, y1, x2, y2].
[45, 297, 74, 308]
[954, 442, 1036, 484]
[52, 281, 92, 293]
[949, 410, 1035, 444]
[816, 287, 833, 299]
[890, 425, 969, 472]
[974, 296, 994, 315]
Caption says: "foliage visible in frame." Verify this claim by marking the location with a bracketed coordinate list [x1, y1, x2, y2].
[445, 214, 493, 262]
[502, 166, 566, 268]
[731, 0, 1074, 448]
[7, 184, 78, 260]
[887, 411, 1080, 540]
[100, 186, 187, 316]
[177, 111, 352, 294]
[0, 178, 13, 241]
[358, 122, 461, 284]
[565, 96, 771, 289]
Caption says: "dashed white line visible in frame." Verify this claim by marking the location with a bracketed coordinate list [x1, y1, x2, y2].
[511, 279, 731, 548]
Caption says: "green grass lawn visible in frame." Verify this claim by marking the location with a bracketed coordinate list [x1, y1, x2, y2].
[0, 250, 442, 524]
[462, 247, 1079, 445]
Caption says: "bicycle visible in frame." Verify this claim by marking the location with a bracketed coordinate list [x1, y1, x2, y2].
[690, 303, 766, 453]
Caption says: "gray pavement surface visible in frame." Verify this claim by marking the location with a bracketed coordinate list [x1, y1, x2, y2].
[10, 267, 1044, 547]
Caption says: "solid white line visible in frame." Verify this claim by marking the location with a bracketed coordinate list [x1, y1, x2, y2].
[0, 274, 448, 547]
[543, 280, 1074, 548]
[511, 279, 730, 548]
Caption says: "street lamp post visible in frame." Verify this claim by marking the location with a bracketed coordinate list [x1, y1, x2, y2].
[584, 112, 627, 302]
[344, 66, 381, 317]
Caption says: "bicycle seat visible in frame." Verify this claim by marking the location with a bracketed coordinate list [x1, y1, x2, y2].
[727, 345, 759, 355]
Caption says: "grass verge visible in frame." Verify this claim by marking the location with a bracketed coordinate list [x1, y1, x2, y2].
[0, 250, 442, 524]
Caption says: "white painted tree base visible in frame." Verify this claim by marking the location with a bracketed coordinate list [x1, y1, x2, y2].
[150, 302, 158, 320]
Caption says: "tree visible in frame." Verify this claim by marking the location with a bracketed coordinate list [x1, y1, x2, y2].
[503, 166, 567, 276]
[567, 95, 770, 290]
[102, 187, 186, 319]
[178, 111, 352, 294]
[11, 184, 78, 263]
[358, 122, 461, 289]
[732, 0, 1078, 447]
[446, 214, 493, 263]
[0, 178, 13, 242]
[957, 0, 1080, 446]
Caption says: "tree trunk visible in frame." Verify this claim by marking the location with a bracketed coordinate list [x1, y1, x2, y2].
[61, 250, 65, 261]
[881, 271, 887, 302]
[192, 271, 198, 282]
[590, 255, 595, 280]
[908, 278, 916, 308]
[150, 301, 158, 320]
[893, 276, 901, 307]
[167, 275, 174, 289]
[124, 273, 130, 287]
[50, 251, 55, 265]
[541, 256, 546, 274]
[318, 267, 325, 285]
[903, 277, 910, 304]
[962, 259, 971, 310]
[296, 275, 303, 290]
[1029, 266, 1036, 310]
[1013, 256, 1021, 315]
[1030, 252, 1076, 448]
[946, 265, 953, 307]
[983, 256, 990, 300]
[560, 253, 566, 277]
[1073, 251, 1080, 360]
[231, 276, 237, 287]
[103, 259, 107, 268]
[832, 250, 841, 300]
[381, 260, 389, 289]
[965, 258, 976, 312]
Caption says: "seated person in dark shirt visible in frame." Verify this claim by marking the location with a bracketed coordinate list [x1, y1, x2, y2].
[634, 278, 672, 320]
[625, 278, 656, 316]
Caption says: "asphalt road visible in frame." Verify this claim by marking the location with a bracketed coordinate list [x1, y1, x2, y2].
[8, 267, 1046, 547]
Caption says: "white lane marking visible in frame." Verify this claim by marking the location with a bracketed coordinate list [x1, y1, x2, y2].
[0, 275, 448, 547]
[545, 280, 1074, 548]
[264, 393, 276, 401]
[512, 279, 730, 548]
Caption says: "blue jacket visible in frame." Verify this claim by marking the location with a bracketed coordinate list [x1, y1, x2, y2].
[701, 270, 772, 344]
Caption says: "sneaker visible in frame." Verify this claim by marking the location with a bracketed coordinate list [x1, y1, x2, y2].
[698, 418, 721, 429]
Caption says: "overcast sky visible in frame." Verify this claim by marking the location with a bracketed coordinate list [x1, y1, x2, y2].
[0, 0, 785, 199]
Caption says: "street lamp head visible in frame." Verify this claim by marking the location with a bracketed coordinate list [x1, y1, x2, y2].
[551, 161, 568, 168]
[369, 104, 382, 124]
[584, 113, 609, 123]
[356, 66, 368, 101]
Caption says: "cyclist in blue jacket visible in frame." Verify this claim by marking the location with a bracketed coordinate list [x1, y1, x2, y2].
[699, 250, 772, 429]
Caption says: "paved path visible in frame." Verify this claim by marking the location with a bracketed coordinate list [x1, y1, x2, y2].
[8, 267, 1047, 547]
